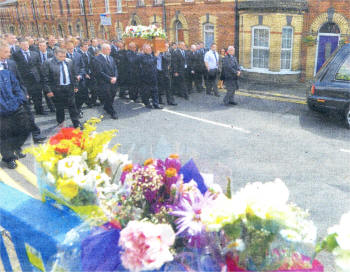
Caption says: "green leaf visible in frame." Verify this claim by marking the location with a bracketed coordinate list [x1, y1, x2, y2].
[226, 177, 232, 199]
[316, 233, 339, 253]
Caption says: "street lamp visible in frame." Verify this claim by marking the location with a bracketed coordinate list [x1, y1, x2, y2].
[82, 0, 89, 38]
[234, 0, 239, 59]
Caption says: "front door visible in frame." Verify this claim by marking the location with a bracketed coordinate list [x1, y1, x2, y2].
[316, 35, 339, 73]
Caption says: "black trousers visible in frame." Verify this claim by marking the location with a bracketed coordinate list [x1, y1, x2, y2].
[141, 83, 159, 107]
[223, 80, 239, 104]
[128, 83, 139, 101]
[0, 106, 31, 162]
[87, 77, 99, 105]
[25, 78, 43, 113]
[194, 71, 205, 92]
[186, 69, 196, 93]
[157, 70, 175, 104]
[98, 82, 117, 115]
[206, 70, 219, 95]
[52, 85, 80, 128]
[172, 73, 188, 98]
[42, 87, 56, 111]
[76, 80, 90, 111]
[23, 102, 41, 138]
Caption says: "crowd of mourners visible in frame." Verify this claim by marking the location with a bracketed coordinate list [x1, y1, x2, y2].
[0, 33, 241, 169]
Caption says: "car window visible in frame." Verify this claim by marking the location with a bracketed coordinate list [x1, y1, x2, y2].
[335, 54, 350, 81]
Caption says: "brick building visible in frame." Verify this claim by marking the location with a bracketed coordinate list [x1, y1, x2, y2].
[1, 0, 350, 81]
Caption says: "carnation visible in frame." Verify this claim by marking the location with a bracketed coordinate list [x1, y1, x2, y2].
[119, 221, 175, 272]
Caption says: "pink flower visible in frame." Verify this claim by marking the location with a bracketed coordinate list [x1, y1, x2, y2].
[119, 221, 175, 272]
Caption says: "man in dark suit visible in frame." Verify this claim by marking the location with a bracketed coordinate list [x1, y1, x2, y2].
[5, 34, 20, 55]
[42, 48, 82, 129]
[139, 44, 162, 109]
[13, 38, 44, 115]
[187, 44, 199, 94]
[222, 46, 241, 106]
[1, 40, 46, 144]
[125, 42, 140, 102]
[88, 39, 99, 57]
[156, 43, 176, 106]
[112, 41, 129, 99]
[38, 40, 55, 112]
[171, 41, 188, 100]
[47, 35, 57, 55]
[92, 43, 118, 119]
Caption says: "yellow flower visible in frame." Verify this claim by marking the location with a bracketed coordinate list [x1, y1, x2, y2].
[165, 168, 177, 178]
[144, 158, 154, 166]
[56, 178, 79, 200]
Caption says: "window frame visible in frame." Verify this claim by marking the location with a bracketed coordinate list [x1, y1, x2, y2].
[335, 54, 350, 82]
[116, 0, 122, 13]
[105, 0, 110, 13]
[280, 26, 294, 71]
[251, 26, 270, 70]
[79, 0, 84, 15]
[203, 23, 214, 49]
[174, 20, 183, 44]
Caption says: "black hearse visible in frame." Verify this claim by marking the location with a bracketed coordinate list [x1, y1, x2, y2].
[307, 44, 350, 128]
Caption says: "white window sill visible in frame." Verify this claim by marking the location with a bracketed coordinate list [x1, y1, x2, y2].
[242, 67, 301, 75]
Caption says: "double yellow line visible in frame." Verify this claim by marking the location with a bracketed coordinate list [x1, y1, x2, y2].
[0, 161, 38, 199]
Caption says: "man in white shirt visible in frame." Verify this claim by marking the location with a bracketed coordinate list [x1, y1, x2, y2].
[204, 43, 220, 97]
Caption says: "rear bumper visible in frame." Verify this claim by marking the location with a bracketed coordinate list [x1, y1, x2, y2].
[307, 95, 349, 112]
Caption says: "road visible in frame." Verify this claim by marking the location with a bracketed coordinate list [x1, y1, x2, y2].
[1, 88, 350, 271]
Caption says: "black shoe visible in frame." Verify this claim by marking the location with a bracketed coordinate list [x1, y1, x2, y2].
[229, 101, 237, 105]
[145, 104, 153, 109]
[3, 160, 17, 169]
[36, 111, 48, 116]
[15, 150, 26, 159]
[111, 113, 118, 120]
[33, 135, 47, 144]
[79, 111, 83, 119]
[49, 108, 56, 113]
[168, 102, 177, 106]
[206, 92, 212, 95]
[214, 93, 220, 97]
[153, 105, 163, 109]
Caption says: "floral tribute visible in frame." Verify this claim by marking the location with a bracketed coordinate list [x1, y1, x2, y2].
[123, 25, 167, 39]
[26, 118, 131, 221]
[317, 211, 350, 272]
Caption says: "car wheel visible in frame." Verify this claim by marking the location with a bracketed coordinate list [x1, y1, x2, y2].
[344, 105, 350, 129]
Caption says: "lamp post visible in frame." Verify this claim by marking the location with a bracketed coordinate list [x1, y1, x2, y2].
[31, 0, 40, 37]
[162, 0, 166, 34]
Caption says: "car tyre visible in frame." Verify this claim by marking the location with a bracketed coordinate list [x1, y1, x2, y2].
[344, 104, 350, 129]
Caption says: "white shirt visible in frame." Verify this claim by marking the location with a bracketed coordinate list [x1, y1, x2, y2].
[204, 50, 219, 70]
[59, 61, 71, 85]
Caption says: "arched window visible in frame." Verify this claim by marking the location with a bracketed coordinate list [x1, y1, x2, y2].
[44, 26, 48, 36]
[116, 26, 122, 40]
[203, 23, 214, 49]
[79, 0, 84, 14]
[174, 20, 183, 43]
[319, 22, 340, 34]
[116, 0, 122, 13]
[88, 0, 93, 14]
[76, 24, 81, 36]
[66, 0, 71, 14]
[105, 0, 110, 13]
[89, 23, 95, 38]
[131, 19, 137, 26]
[43, 0, 48, 19]
[9, 25, 15, 34]
[49, 0, 54, 19]
[58, 24, 64, 37]
[252, 26, 270, 69]
[281, 26, 293, 70]
[68, 25, 72, 35]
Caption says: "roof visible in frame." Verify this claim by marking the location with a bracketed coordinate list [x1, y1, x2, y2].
[0, 0, 18, 7]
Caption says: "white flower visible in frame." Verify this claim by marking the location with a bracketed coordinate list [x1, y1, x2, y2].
[96, 149, 131, 169]
[333, 247, 350, 272]
[228, 239, 245, 252]
[329, 212, 350, 251]
[280, 229, 303, 243]
[57, 155, 87, 179]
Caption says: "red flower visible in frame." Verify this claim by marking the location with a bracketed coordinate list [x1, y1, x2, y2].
[49, 127, 83, 154]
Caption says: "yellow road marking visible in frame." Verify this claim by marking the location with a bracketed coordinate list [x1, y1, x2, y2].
[0, 168, 36, 199]
[239, 88, 305, 100]
[236, 91, 307, 105]
[15, 161, 38, 188]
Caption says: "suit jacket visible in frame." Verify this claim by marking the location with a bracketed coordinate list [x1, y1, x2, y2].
[12, 49, 41, 83]
[80, 51, 92, 76]
[93, 54, 118, 84]
[138, 53, 157, 86]
[66, 51, 85, 77]
[222, 55, 240, 81]
[42, 57, 78, 93]
[187, 51, 199, 73]
[29, 44, 39, 52]
[126, 50, 140, 83]
[10, 45, 20, 56]
[6, 59, 28, 96]
[88, 46, 98, 57]
[38, 51, 54, 83]
[171, 49, 187, 75]
[110, 45, 119, 61]
[160, 51, 171, 76]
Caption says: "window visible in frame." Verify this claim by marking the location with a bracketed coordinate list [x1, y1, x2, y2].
[252, 27, 270, 69]
[175, 20, 183, 43]
[88, 0, 93, 14]
[281, 27, 293, 70]
[116, 0, 122, 12]
[137, 0, 145, 7]
[76, 24, 82, 36]
[203, 23, 214, 49]
[79, 0, 85, 14]
[66, 0, 71, 14]
[336, 55, 350, 81]
[131, 19, 137, 26]
[43, 0, 48, 19]
[58, 0, 63, 15]
[35, 0, 40, 19]
[105, 0, 110, 13]
[58, 24, 63, 37]
[154, 0, 162, 5]
[116, 26, 122, 40]
[68, 25, 72, 35]
[49, 0, 54, 19]
[52, 26, 56, 36]
[89, 23, 95, 37]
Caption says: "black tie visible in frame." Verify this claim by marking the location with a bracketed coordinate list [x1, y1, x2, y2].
[42, 53, 46, 63]
[213, 51, 218, 65]
[61, 62, 67, 85]
[25, 52, 30, 62]
[85, 53, 90, 64]
[106, 56, 110, 66]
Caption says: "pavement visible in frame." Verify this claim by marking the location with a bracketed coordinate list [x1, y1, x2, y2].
[1, 81, 349, 271]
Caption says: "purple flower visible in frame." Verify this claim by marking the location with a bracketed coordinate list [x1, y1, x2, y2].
[165, 155, 181, 172]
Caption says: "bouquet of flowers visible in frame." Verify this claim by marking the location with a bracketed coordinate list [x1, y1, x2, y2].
[316, 211, 350, 272]
[123, 25, 166, 39]
[26, 118, 131, 222]
[200, 179, 322, 271]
